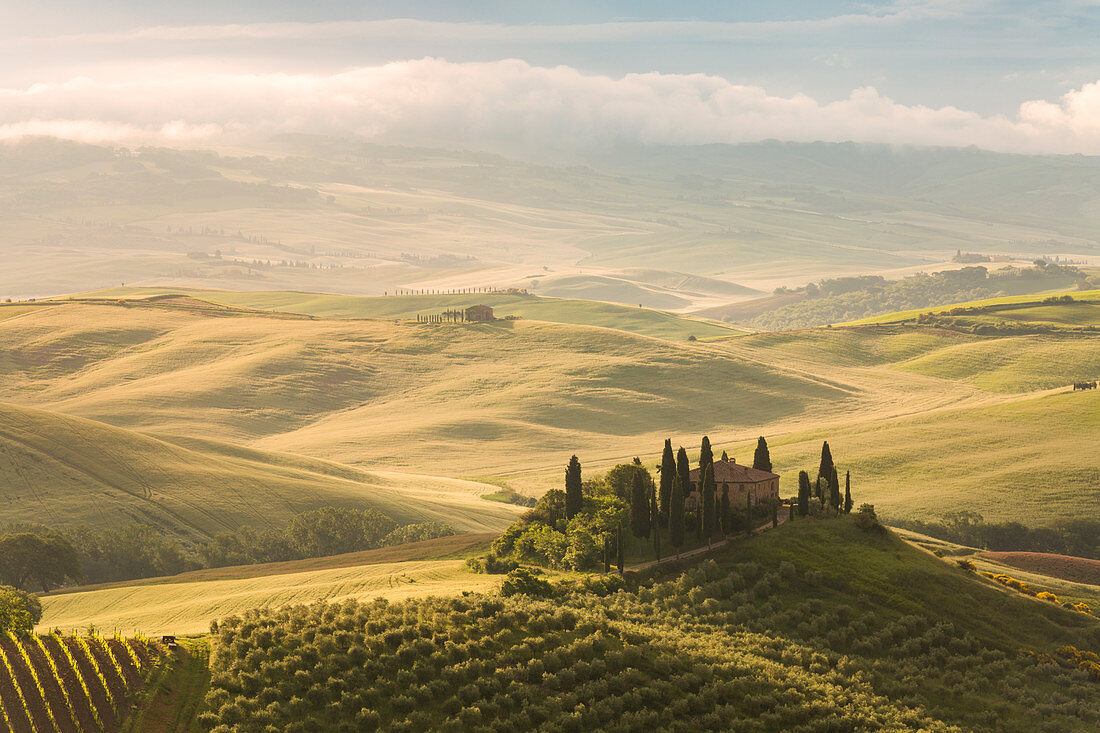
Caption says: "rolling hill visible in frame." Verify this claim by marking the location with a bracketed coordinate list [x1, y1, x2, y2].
[75, 286, 744, 340]
[0, 294, 1097, 532]
[0, 401, 522, 540]
[3, 137, 1099, 307]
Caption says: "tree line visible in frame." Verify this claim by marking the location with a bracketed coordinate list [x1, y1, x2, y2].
[757, 262, 1090, 330]
[889, 512, 1100, 560]
[0, 508, 457, 591]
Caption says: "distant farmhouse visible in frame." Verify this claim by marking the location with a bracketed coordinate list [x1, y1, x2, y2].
[687, 458, 779, 510]
[465, 304, 494, 322]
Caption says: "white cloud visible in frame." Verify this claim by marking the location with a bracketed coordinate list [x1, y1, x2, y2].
[1, 58, 1098, 154]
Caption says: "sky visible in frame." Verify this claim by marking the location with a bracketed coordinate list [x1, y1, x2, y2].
[2, 1, 1100, 154]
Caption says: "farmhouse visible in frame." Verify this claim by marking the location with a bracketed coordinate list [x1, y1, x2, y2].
[687, 458, 779, 509]
[465, 304, 495, 322]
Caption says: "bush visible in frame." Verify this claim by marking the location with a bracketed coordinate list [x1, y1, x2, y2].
[0, 585, 39, 634]
[500, 568, 554, 598]
[853, 504, 885, 533]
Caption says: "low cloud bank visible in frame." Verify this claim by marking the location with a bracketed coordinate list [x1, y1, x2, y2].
[2, 58, 1099, 154]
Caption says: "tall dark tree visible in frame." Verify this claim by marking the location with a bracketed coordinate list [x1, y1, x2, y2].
[745, 494, 753, 536]
[700, 435, 714, 473]
[630, 470, 651, 539]
[797, 470, 811, 517]
[720, 485, 731, 536]
[720, 450, 729, 462]
[771, 499, 778, 529]
[616, 524, 624, 575]
[565, 455, 583, 520]
[828, 466, 841, 512]
[602, 534, 610, 573]
[659, 439, 675, 525]
[651, 483, 661, 561]
[701, 464, 716, 548]
[676, 447, 691, 502]
[817, 441, 835, 486]
[669, 475, 685, 559]
[844, 471, 853, 514]
[752, 436, 773, 473]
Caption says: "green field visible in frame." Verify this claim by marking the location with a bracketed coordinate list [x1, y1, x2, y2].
[38, 535, 500, 636]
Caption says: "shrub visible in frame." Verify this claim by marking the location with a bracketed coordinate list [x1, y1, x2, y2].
[853, 504, 885, 533]
[501, 568, 553, 598]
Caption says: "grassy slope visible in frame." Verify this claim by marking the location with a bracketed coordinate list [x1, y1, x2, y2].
[38, 535, 499, 636]
[715, 519, 1099, 652]
[895, 529, 1100, 611]
[77, 287, 742, 340]
[0, 401, 522, 538]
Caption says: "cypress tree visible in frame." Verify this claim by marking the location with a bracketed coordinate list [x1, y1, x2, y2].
[659, 439, 675, 525]
[772, 499, 778, 529]
[745, 494, 753, 536]
[651, 483, 662, 561]
[700, 436, 714, 473]
[844, 471, 853, 514]
[669, 475, 685, 559]
[797, 470, 811, 517]
[616, 524, 624, 575]
[630, 470, 650, 539]
[603, 534, 610, 573]
[720, 450, 729, 462]
[752, 436, 772, 473]
[828, 465, 841, 512]
[565, 455, 583, 520]
[789, 502, 795, 521]
[701, 464, 716, 548]
[720, 485, 731, 536]
[817, 441, 834, 486]
[676, 447, 691, 502]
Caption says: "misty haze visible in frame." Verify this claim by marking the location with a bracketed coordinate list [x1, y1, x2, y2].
[0, 3, 1097, 732]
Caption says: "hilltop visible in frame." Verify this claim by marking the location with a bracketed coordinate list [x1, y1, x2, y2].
[166, 518, 1100, 731]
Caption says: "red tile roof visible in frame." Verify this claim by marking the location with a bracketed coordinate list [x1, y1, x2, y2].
[689, 459, 778, 485]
